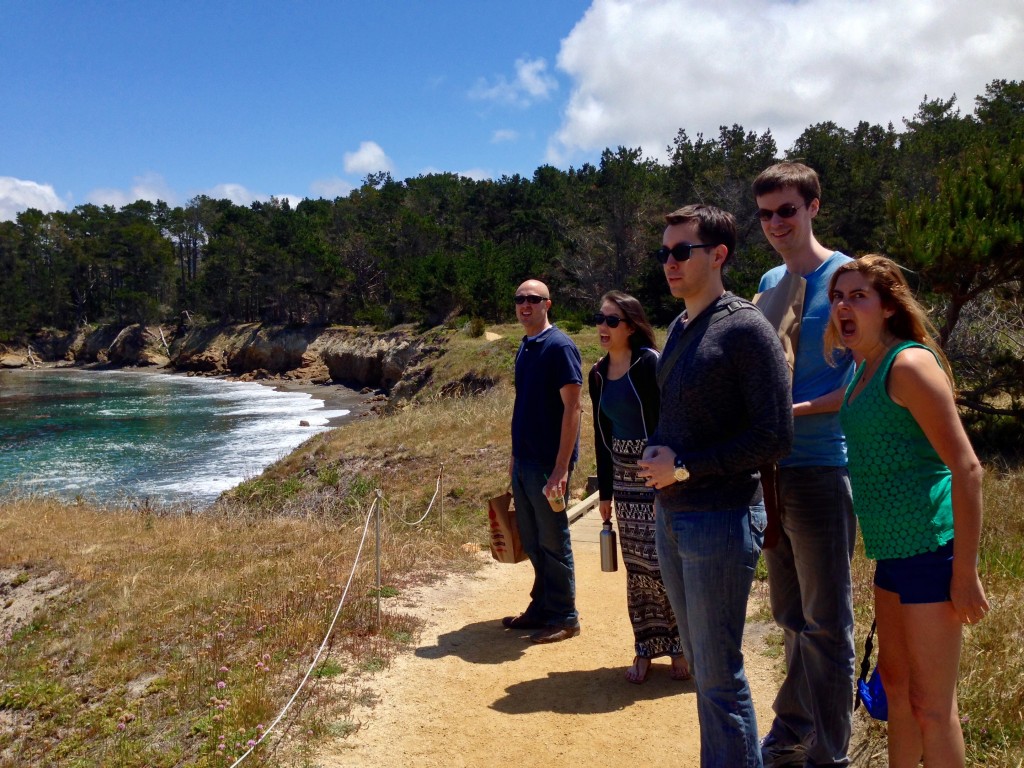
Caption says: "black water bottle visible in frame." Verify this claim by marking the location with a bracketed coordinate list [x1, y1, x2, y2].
[600, 520, 618, 572]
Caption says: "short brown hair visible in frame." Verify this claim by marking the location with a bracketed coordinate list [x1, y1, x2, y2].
[752, 162, 821, 205]
[664, 204, 736, 263]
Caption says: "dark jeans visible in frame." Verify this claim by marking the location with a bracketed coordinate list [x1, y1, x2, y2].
[510, 460, 578, 627]
[763, 465, 856, 766]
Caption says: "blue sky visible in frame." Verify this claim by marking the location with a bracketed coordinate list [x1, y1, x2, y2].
[2, 0, 1022, 220]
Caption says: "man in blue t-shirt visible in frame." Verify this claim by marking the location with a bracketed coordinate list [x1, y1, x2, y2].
[502, 278, 583, 644]
[753, 163, 857, 768]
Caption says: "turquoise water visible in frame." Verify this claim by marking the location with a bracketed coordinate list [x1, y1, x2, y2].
[0, 369, 348, 507]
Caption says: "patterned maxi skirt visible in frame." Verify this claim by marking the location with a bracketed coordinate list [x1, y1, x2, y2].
[612, 437, 684, 659]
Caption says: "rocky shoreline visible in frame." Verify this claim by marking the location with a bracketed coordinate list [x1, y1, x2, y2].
[0, 321, 447, 420]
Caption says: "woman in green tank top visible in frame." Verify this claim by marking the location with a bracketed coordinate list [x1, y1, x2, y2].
[825, 255, 989, 768]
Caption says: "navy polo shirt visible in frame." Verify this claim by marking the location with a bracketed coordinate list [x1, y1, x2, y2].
[511, 325, 582, 469]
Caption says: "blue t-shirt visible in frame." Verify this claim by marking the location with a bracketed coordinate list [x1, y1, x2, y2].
[759, 252, 855, 467]
[512, 325, 583, 468]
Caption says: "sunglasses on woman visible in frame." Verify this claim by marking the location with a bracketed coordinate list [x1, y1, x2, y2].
[756, 203, 804, 221]
[591, 313, 626, 328]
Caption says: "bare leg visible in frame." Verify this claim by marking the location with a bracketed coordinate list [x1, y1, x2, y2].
[876, 586, 966, 768]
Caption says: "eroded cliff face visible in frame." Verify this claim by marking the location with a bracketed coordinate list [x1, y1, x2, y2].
[12, 322, 438, 398]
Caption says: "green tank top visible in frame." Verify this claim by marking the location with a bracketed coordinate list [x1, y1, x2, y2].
[840, 341, 954, 560]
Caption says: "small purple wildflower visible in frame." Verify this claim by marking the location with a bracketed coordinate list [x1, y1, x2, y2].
[216, 680, 226, 690]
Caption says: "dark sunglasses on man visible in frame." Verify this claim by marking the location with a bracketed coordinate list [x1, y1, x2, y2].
[651, 242, 720, 265]
[591, 313, 626, 328]
[756, 203, 804, 221]
[514, 294, 548, 305]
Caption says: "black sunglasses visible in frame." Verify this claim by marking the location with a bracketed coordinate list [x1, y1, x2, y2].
[652, 242, 720, 264]
[591, 313, 625, 328]
[514, 294, 549, 305]
[756, 203, 804, 221]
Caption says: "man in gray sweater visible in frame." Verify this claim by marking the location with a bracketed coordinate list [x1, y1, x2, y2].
[638, 204, 793, 768]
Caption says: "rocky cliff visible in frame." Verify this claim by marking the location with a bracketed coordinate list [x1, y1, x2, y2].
[5, 322, 443, 400]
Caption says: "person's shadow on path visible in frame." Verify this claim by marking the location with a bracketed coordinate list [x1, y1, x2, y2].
[415, 619, 531, 664]
[414, 618, 694, 714]
[491, 668, 693, 715]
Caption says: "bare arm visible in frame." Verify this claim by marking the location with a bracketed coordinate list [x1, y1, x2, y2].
[793, 383, 847, 417]
[544, 383, 582, 500]
[889, 347, 989, 624]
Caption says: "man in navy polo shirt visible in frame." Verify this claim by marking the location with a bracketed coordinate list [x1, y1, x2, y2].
[502, 278, 583, 643]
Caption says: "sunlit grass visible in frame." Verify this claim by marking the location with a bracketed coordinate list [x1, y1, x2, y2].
[1, 320, 1020, 766]
[0, 492, 455, 766]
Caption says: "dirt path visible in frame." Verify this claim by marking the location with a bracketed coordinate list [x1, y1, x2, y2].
[314, 506, 780, 767]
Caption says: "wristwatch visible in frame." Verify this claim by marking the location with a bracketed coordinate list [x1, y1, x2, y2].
[673, 456, 690, 483]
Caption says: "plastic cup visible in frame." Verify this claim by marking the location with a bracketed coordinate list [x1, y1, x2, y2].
[546, 487, 566, 512]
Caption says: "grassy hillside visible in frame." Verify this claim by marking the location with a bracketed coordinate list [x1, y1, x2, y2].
[1, 321, 1021, 767]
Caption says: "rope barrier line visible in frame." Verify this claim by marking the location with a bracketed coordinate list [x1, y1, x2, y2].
[228, 495, 378, 768]
[392, 464, 443, 527]
[230, 462, 450, 765]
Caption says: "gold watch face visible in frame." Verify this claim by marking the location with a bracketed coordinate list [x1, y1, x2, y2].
[673, 465, 689, 482]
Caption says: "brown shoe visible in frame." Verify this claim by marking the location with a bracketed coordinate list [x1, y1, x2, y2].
[530, 624, 581, 644]
[502, 613, 545, 630]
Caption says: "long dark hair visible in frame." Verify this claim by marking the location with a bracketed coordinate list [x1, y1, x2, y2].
[600, 291, 658, 352]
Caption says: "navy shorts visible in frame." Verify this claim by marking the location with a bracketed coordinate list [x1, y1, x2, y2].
[874, 541, 954, 604]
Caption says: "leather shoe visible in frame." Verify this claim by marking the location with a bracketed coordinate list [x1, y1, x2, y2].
[502, 613, 545, 630]
[530, 623, 581, 644]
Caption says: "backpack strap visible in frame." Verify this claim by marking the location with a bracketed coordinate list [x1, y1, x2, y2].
[657, 296, 752, 390]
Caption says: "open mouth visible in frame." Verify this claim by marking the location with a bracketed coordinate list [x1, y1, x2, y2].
[840, 319, 856, 338]
[599, 333, 611, 343]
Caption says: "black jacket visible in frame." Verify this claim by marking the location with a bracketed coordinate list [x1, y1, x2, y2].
[587, 347, 660, 501]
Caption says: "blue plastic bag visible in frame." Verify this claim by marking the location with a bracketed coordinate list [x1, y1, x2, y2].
[855, 620, 888, 721]
[857, 665, 888, 721]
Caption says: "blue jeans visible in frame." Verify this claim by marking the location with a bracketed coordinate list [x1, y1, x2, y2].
[510, 460, 578, 627]
[763, 466, 855, 766]
[656, 500, 767, 768]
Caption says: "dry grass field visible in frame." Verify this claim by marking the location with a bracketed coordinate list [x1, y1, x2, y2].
[1, 322, 1021, 766]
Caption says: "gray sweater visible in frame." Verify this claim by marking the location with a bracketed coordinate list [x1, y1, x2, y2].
[651, 293, 794, 513]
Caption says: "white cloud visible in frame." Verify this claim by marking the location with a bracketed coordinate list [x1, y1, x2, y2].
[86, 172, 178, 209]
[470, 57, 558, 107]
[0, 177, 67, 221]
[310, 177, 355, 199]
[492, 129, 520, 144]
[343, 141, 395, 176]
[271, 194, 303, 209]
[547, 0, 1024, 165]
[457, 167, 493, 181]
[203, 183, 261, 206]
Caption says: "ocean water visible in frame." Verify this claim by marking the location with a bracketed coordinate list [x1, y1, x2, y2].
[0, 369, 349, 507]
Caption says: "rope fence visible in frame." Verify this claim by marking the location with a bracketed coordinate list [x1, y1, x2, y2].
[228, 462, 597, 765]
[229, 463, 448, 765]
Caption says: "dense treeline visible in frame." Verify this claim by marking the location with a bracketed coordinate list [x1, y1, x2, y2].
[1, 80, 1022, 425]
